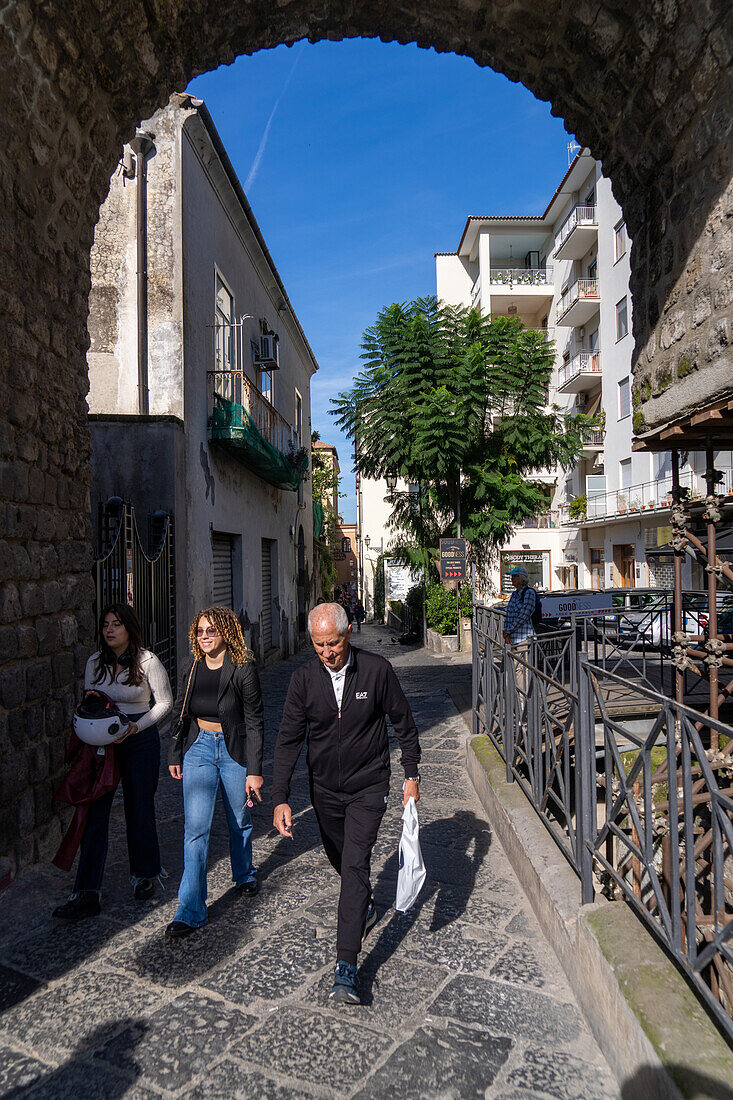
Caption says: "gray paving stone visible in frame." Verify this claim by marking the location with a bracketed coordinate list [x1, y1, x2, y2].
[0, 971, 161, 1056]
[237, 1007, 391, 1089]
[352, 1020, 513, 1100]
[0, 964, 42, 1013]
[94, 990, 256, 1092]
[365, 907, 508, 973]
[430, 976, 582, 1044]
[106, 903, 258, 988]
[180, 1060, 320, 1099]
[0, 1047, 48, 1093]
[2, 916, 132, 982]
[505, 910, 536, 937]
[313, 952, 447, 1028]
[506, 1047, 619, 1099]
[490, 943, 547, 988]
[18, 1061, 158, 1099]
[205, 917, 334, 1001]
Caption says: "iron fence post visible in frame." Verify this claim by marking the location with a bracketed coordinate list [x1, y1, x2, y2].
[504, 648, 515, 784]
[576, 654, 596, 904]
[471, 620, 478, 738]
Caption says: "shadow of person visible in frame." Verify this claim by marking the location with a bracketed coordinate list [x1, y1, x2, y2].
[3, 1018, 146, 1098]
[620, 1065, 733, 1100]
[358, 810, 492, 1002]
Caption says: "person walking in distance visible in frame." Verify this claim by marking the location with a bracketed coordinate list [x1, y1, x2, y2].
[271, 602, 421, 1005]
[502, 566, 539, 646]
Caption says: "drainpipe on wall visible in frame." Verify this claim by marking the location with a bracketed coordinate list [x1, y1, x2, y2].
[129, 131, 154, 416]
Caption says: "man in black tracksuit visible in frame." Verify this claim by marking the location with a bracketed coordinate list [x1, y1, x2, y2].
[271, 602, 421, 1004]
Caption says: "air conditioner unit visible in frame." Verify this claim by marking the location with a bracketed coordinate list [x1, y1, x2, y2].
[578, 326, 585, 338]
[257, 333, 279, 369]
[576, 393, 588, 409]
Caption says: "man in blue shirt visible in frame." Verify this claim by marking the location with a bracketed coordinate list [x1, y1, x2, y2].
[503, 566, 538, 645]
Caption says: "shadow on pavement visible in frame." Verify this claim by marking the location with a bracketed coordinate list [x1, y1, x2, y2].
[621, 1066, 733, 1100]
[3, 1018, 146, 1098]
[359, 810, 491, 1004]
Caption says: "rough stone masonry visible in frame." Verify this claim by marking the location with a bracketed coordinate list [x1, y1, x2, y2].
[0, 0, 731, 873]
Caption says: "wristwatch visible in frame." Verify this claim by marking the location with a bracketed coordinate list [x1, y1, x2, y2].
[405, 774, 421, 783]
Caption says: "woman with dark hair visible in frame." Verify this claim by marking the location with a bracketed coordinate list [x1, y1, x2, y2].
[52, 603, 173, 921]
[166, 605, 264, 937]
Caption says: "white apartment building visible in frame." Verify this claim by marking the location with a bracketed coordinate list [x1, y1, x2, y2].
[436, 149, 733, 595]
[87, 94, 318, 665]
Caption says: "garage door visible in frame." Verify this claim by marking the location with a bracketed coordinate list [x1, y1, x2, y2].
[261, 539, 272, 650]
[212, 533, 234, 608]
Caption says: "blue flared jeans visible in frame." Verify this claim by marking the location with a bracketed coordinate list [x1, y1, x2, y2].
[174, 729, 255, 927]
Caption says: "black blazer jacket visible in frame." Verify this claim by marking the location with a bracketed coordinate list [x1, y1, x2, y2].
[168, 652, 264, 772]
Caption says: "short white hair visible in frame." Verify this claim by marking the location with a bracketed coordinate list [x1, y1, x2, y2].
[308, 602, 349, 638]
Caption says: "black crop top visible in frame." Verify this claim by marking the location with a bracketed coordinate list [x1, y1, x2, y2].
[189, 661, 222, 723]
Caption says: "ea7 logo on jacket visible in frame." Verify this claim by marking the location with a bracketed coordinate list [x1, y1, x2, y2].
[356, 691, 368, 700]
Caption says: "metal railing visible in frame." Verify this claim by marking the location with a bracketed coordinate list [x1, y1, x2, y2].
[583, 428, 605, 447]
[472, 604, 733, 1039]
[558, 350, 602, 389]
[522, 512, 558, 529]
[560, 466, 733, 524]
[93, 498, 177, 686]
[208, 369, 297, 455]
[556, 278, 600, 322]
[471, 275, 481, 307]
[555, 204, 597, 251]
[489, 266, 553, 288]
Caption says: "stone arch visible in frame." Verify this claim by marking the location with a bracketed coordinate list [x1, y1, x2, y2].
[0, 1, 731, 873]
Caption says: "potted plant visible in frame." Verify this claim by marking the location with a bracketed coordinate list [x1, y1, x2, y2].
[568, 494, 587, 521]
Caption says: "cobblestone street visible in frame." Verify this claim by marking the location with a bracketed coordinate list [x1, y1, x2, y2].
[0, 625, 618, 1099]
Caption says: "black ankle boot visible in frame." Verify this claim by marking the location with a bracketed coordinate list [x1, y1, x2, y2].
[52, 892, 101, 922]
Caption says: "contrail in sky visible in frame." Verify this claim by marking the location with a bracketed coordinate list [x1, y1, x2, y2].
[245, 45, 304, 192]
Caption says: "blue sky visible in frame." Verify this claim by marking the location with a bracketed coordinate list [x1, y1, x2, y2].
[187, 39, 573, 522]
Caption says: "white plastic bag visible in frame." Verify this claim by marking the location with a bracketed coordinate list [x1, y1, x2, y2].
[395, 796, 426, 912]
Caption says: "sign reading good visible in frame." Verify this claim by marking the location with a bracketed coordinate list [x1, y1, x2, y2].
[439, 538, 467, 581]
[541, 592, 614, 619]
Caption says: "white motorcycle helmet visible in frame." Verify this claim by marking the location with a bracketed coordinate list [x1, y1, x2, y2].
[73, 691, 131, 746]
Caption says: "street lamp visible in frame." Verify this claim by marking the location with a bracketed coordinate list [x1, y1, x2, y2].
[385, 473, 398, 494]
[364, 535, 371, 548]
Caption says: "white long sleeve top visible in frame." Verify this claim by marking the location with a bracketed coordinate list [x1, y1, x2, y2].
[84, 649, 173, 731]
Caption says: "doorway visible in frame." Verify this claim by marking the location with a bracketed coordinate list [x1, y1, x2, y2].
[613, 544, 635, 588]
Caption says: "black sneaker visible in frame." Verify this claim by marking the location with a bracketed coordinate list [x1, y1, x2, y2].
[363, 902, 378, 939]
[133, 878, 155, 901]
[330, 961, 360, 1005]
[235, 876, 260, 897]
[52, 892, 101, 922]
[165, 920, 198, 939]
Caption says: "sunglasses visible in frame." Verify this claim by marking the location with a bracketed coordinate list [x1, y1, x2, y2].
[196, 627, 220, 638]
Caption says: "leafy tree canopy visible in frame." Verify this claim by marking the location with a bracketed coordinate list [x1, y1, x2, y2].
[331, 296, 597, 570]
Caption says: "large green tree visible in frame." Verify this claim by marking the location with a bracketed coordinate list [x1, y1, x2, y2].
[331, 296, 597, 570]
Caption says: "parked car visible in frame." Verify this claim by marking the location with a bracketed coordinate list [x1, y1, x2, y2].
[680, 590, 733, 638]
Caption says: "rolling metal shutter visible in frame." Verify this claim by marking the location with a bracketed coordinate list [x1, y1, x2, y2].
[212, 533, 234, 609]
[261, 539, 272, 651]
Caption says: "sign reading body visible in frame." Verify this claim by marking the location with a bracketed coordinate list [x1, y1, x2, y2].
[440, 538, 467, 581]
[500, 551, 548, 593]
[540, 592, 614, 619]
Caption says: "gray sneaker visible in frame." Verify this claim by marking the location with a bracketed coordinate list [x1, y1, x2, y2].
[330, 961, 360, 1005]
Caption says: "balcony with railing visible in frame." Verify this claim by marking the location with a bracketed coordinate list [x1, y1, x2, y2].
[556, 278, 600, 327]
[554, 205, 597, 260]
[559, 467, 733, 524]
[482, 265, 554, 316]
[207, 368, 306, 491]
[557, 350, 602, 394]
[580, 428, 605, 459]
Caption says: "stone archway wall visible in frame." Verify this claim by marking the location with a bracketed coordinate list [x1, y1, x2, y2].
[0, 1, 731, 875]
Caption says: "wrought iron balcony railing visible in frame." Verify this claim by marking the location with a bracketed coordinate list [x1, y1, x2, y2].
[208, 369, 296, 455]
[556, 278, 600, 322]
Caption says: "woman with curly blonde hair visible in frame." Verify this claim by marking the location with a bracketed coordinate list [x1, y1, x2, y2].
[166, 606, 264, 938]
